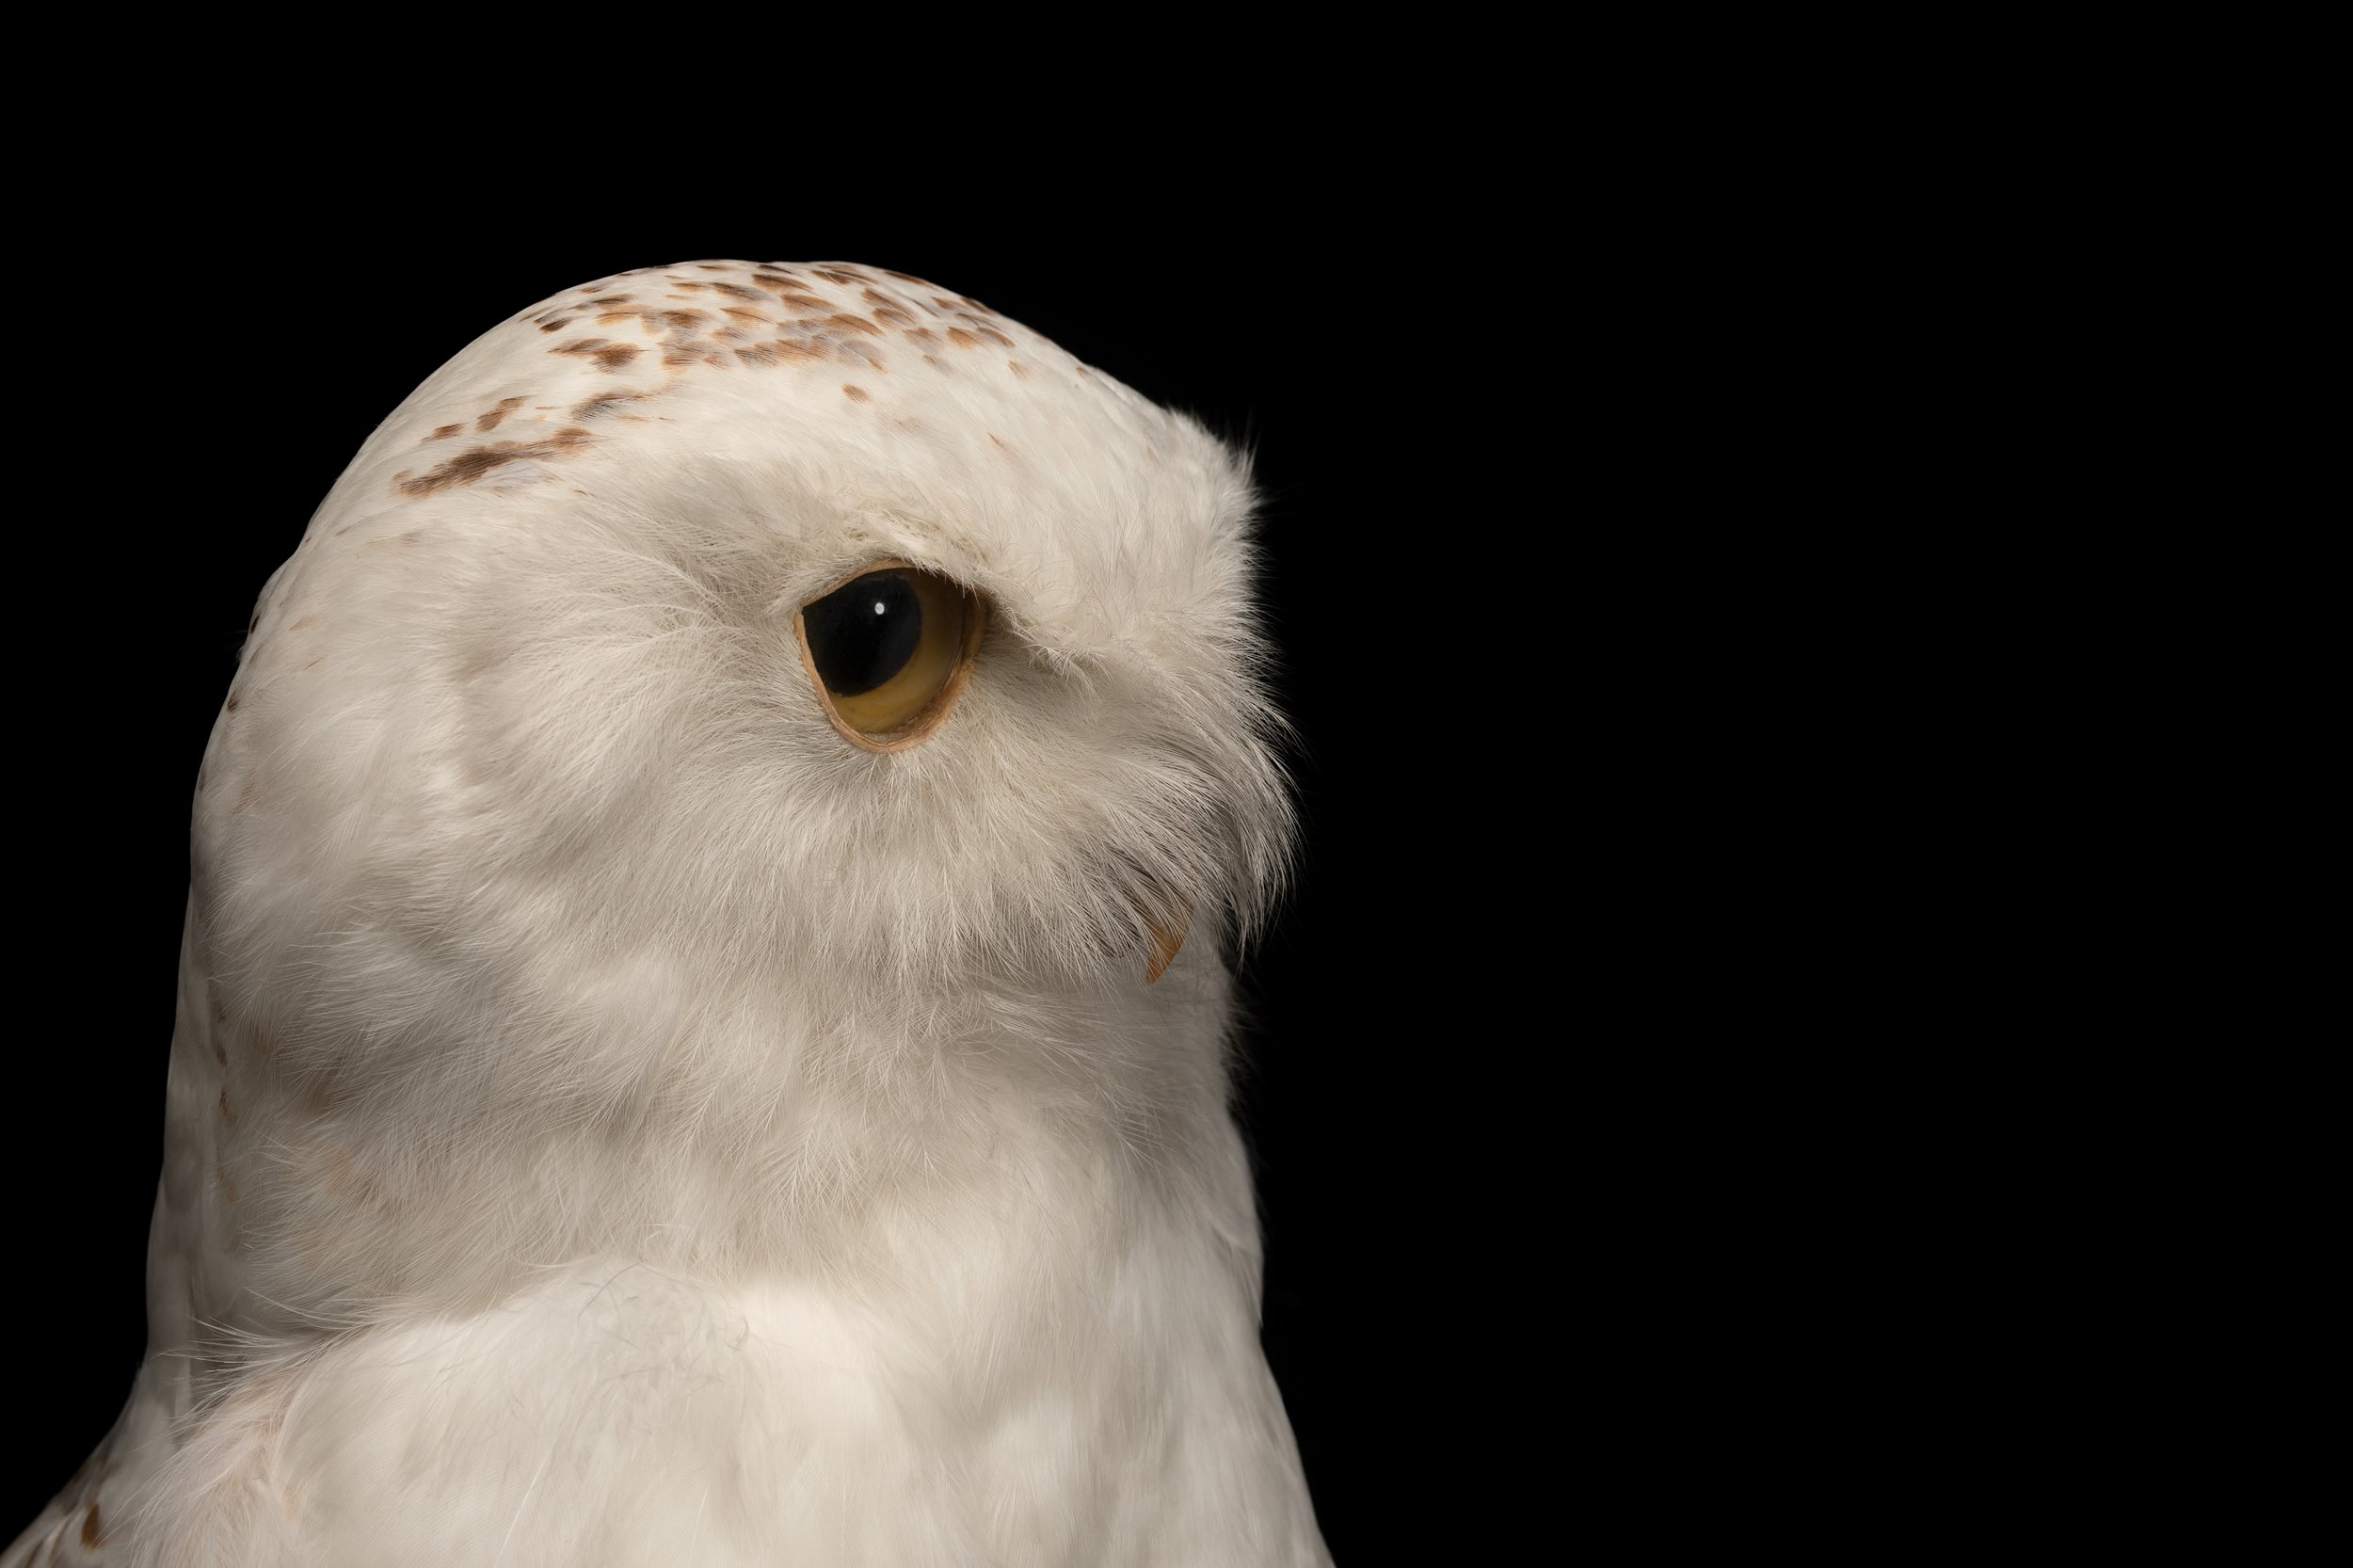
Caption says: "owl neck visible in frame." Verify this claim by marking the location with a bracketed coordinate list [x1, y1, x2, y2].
[174, 952, 1250, 1350]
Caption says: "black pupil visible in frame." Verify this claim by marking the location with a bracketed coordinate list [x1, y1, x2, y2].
[804, 571, 924, 696]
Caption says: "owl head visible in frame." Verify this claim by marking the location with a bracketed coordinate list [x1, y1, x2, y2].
[194, 262, 1294, 1135]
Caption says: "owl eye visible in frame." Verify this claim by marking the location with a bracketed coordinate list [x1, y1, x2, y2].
[794, 563, 984, 749]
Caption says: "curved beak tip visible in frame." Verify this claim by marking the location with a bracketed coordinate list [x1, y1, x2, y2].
[1144, 903, 1192, 984]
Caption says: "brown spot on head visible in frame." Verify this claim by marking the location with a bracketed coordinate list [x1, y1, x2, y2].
[945, 327, 983, 349]
[975, 325, 1016, 348]
[225, 693, 239, 712]
[552, 338, 644, 372]
[218, 1088, 237, 1126]
[397, 428, 593, 496]
[706, 280, 763, 300]
[904, 327, 940, 346]
[811, 266, 865, 286]
[476, 396, 527, 433]
[426, 424, 463, 442]
[722, 305, 772, 326]
[1007, 360, 1030, 378]
[570, 388, 657, 421]
[959, 295, 993, 313]
[826, 312, 884, 337]
[695, 262, 730, 271]
[883, 268, 932, 284]
[82, 1502, 104, 1547]
[842, 384, 870, 401]
[989, 433, 1012, 451]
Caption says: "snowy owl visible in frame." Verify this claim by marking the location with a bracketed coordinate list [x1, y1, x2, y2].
[5, 262, 1328, 1567]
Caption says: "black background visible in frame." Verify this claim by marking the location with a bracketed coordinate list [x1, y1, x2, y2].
[6, 175, 1506, 1559]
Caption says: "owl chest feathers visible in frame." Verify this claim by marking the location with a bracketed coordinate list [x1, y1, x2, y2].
[157, 1239, 1297, 1565]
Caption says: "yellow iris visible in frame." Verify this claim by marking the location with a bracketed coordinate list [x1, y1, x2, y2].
[796, 564, 984, 749]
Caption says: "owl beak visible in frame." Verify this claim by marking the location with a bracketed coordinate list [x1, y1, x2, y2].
[1144, 900, 1192, 984]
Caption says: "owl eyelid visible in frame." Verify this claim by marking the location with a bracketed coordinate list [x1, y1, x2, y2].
[801, 555, 918, 603]
[792, 558, 986, 754]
